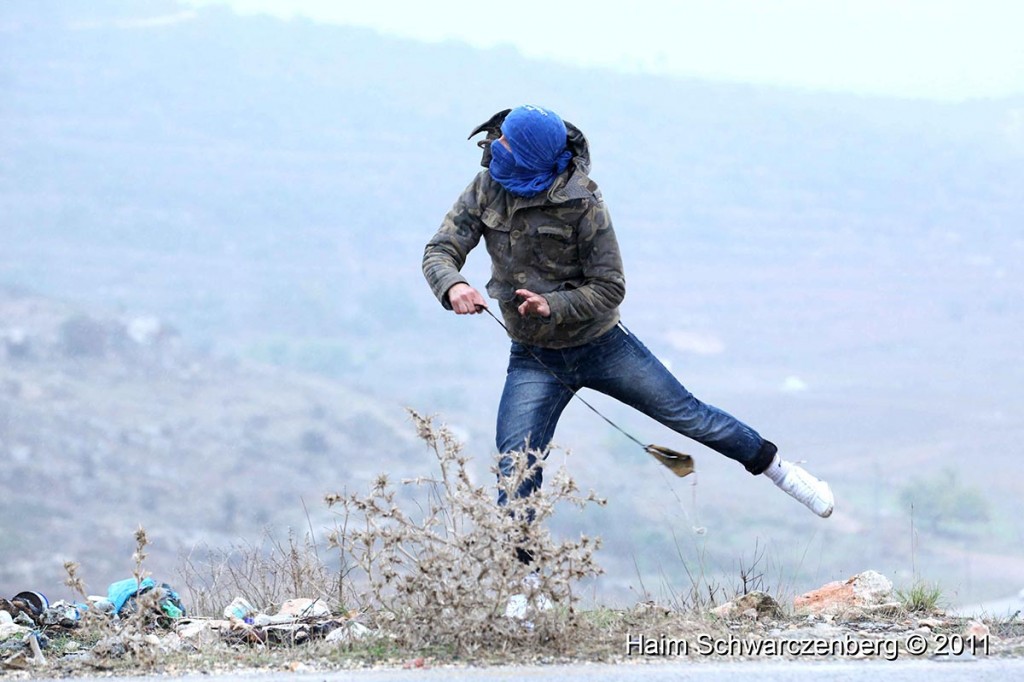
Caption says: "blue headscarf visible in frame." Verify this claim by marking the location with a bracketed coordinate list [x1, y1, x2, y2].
[488, 105, 573, 197]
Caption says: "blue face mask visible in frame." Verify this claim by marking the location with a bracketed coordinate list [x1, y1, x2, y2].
[488, 140, 531, 193]
[489, 111, 577, 196]
[488, 130, 572, 197]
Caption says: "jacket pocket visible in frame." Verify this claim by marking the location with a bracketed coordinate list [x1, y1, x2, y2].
[533, 223, 577, 266]
[537, 224, 573, 240]
[482, 207, 508, 230]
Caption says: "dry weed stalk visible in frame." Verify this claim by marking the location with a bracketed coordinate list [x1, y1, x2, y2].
[118, 526, 161, 666]
[326, 410, 605, 654]
[63, 560, 87, 600]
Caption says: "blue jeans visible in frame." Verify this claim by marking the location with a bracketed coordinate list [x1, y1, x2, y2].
[496, 322, 775, 504]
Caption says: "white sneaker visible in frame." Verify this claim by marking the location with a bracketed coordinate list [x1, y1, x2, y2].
[775, 462, 835, 518]
[504, 574, 553, 620]
[504, 593, 529, 620]
[523, 573, 553, 612]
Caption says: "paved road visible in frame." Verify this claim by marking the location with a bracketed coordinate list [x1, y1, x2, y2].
[37, 658, 1024, 682]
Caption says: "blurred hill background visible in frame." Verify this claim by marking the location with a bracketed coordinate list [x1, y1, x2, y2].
[1, 0, 1022, 608]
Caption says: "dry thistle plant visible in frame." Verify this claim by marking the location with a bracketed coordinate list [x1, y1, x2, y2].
[133, 525, 150, 580]
[325, 410, 605, 654]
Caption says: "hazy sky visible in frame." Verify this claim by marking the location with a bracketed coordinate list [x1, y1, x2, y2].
[180, 0, 1024, 101]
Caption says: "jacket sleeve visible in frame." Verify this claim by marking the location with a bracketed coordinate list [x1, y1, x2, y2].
[544, 198, 626, 323]
[422, 175, 486, 310]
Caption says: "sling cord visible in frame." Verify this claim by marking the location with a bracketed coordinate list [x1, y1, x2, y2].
[479, 305, 648, 450]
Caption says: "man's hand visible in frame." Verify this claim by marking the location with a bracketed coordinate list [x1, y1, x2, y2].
[447, 283, 487, 314]
[515, 289, 551, 318]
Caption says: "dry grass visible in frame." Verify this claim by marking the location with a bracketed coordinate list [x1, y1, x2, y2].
[177, 527, 344, 617]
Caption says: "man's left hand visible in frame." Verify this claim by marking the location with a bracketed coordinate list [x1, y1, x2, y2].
[515, 289, 551, 318]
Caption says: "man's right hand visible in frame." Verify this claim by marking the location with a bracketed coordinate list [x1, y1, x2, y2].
[447, 283, 487, 315]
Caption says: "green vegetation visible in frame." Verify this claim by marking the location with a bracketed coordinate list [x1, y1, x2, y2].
[896, 580, 945, 613]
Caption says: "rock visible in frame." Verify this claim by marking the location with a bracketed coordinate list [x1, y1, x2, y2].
[965, 620, 991, 639]
[860, 601, 903, 617]
[918, 617, 946, 629]
[711, 591, 784, 619]
[794, 570, 896, 618]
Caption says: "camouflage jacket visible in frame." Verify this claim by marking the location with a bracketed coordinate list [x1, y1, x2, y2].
[422, 116, 626, 349]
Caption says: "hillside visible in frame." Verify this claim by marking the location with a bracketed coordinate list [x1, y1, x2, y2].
[1, 0, 1022, 606]
[0, 286, 425, 597]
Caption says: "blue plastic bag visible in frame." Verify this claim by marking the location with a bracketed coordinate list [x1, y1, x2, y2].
[107, 577, 155, 615]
